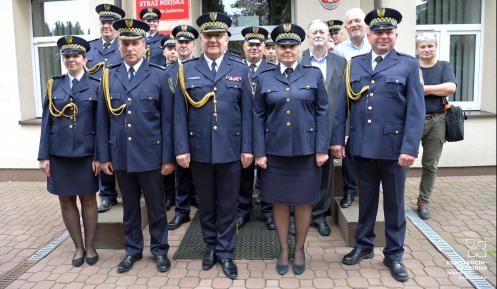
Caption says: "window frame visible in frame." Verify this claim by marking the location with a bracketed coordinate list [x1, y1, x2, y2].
[416, 1, 485, 111]
[199, 0, 295, 42]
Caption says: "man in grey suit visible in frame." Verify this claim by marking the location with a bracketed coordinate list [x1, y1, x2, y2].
[301, 19, 346, 236]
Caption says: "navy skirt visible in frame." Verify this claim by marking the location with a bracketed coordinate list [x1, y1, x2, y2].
[47, 155, 98, 196]
[260, 155, 321, 205]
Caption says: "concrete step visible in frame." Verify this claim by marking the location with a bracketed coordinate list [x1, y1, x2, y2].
[335, 197, 385, 247]
[94, 200, 148, 249]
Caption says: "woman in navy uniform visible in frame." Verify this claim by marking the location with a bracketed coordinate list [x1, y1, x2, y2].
[253, 24, 329, 275]
[140, 7, 166, 66]
[38, 36, 101, 267]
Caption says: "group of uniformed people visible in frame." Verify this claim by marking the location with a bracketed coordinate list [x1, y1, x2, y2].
[38, 4, 426, 282]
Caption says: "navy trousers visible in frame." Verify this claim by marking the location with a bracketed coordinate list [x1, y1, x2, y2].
[238, 163, 272, 220]
[174, 165, 196, 217]
[115, 170, 169, 257]
[354, 157, 407, 261]
[190, 161, 240, 260]
[163, 172, 176, 203]
[312, 151, 332, 223]
[342, 140, 358, 195]
[99, 172, 117, 201]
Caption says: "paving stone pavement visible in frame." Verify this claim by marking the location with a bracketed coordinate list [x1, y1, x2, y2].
[0, 177, 494, 289]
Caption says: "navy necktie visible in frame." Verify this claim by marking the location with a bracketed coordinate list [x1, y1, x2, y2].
[128, 67, 135, 82]
[103, 41, 111, 50]
[71, 78, 78, 91]
[285, 67, 293, 80]
[373, 55, 383, 70]
[249, 64, 257, 78]
[211, 61, 217, 80]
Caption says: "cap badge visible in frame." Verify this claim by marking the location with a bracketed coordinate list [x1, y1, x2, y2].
[253, 27, 259, 34]
[65, 35, 73, 44]
[181, 24, 188, 31]
[210, 12, 217, 21]
[148, 8, 153, 13]
[104, 4, 110, 11]
[377, 8, 385, 17]
[283, 23, 292, 33]
[125, 19, 133, 28]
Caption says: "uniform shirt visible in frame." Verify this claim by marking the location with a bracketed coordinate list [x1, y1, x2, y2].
[38, 73, 100, 160]
[421, 60, 456, 113]
[247, 59, 263, 72]
[333, 38, 371, 60]
[204, 54, 224, 72]
[254, 63, 329, 157]
[101, 38, 115, 49]
[309, 52, 328, 80]
[124, 58, 144, 78]
[371, 50, 390, 70]
[331, 49, 425, 160]
[68, 71, 85, 88]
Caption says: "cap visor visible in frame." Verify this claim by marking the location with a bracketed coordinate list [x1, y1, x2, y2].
[276, 39, 300, 45]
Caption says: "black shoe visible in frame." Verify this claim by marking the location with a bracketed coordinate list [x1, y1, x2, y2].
[86, 251, 99, 266]
[236, 216, 249, 229]
[202, 250, 217, 271]
[315, 221, 331, 236]
[342, 247, 374, 265]
[340, 192, 355, 208]
[168, 215, 191, 230]
[219, 258, 238, 279]
[72, 250, 86, 267]
[275, 260, 289, 275]
[383, 257, 409, 282]
[265, 217, 276, 230]
[156, 255, 171, 272]
[292, 252, 305, 275]
[288, 217, 296, 236]
[117, 254, 143, 273]
[97, 199, 117, 213]
[417, 203, 430, 220]
[165, 199, 174, 211]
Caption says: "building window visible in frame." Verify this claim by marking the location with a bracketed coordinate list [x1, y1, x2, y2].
[416, 0, 484, 110]
[31, 0, 92, 117]
[201, 0, 293, 47]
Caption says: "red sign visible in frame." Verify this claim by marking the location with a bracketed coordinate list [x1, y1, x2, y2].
[319, 0, 341, 10]
[135, 0, 190, 21]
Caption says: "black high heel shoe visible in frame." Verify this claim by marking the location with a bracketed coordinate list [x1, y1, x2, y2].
[276, 259, 289, 275]
[292, 252, 305, 275]
[86, 250, 99, 265]
[72, 250, 86, 267]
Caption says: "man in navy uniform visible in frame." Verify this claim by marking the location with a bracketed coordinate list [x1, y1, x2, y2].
[86, 3, 125, 213]
[140, 7, 166, 66]
[327, 20, 343, 46]
[97, 18, 174, 274]
[166, 24, 199, 230]
[301, 19, 347, 237]
[331, 8, 425, 282]
[174, 12, 253, 279]
[237, 26, 275, 230]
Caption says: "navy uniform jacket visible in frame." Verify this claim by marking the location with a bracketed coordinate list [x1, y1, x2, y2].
[174, 55, 253, 163]
[253, 64, 329, 157]
[331, 49, 425, 160]
[146, 33, 166, 66]
[38, 73, 100, 160]
[96, 60, 174, 172]
[86, 38, 122, 78]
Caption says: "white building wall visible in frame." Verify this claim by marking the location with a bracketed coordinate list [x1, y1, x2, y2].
[0, 0, 494, 170]
[0, 0, 41, 169]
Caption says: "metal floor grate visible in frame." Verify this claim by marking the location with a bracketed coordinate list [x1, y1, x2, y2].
[405, 206, 495, 289]
[0, 231, 68, 289]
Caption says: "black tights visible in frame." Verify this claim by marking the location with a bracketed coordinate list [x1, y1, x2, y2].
[273, 204, 312, 266]
[58, 194, 98, 259]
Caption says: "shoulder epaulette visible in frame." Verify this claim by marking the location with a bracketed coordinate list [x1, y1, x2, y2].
[149, 63, 166, 70]
[106, 62, 121, 70]
[228, 56, 245, 64]
[88, 75, 101, 82]
[182, 57, 198, 64]
[397, 51, 416, 59]
[88, 38, 100, 43]
[303, 65, 320, 70]
[52, 75, 65, 79]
